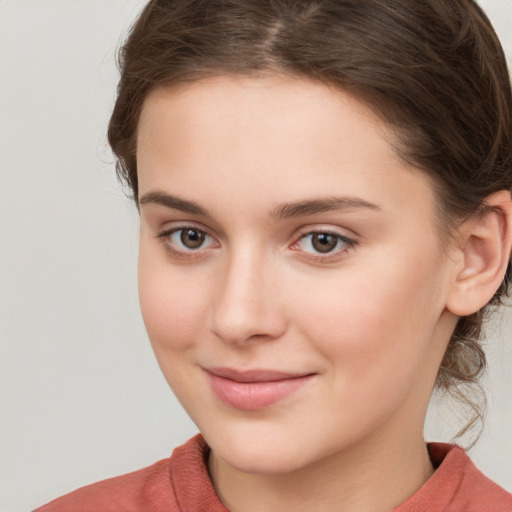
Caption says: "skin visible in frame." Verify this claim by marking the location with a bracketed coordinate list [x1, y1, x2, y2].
[135, 75, 510, 512]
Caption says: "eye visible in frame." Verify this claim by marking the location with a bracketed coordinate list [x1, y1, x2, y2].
[294, 231, 356, 256]
[157, 226, 218, 253]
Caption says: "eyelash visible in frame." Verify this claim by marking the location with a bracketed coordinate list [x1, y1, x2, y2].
[156, 226, 357, 262]
[291, 230, 357, 262]
[156, 225, 218, 260]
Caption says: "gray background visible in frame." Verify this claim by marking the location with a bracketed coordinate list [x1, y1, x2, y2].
[1, 1, 511, 511]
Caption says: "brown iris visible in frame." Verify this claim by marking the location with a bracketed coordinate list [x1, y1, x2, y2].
[180, 229, 205, 249]
[311, 233, 338, 253]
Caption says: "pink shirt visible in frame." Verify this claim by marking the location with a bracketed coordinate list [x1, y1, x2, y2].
[35, 434, 512, 511]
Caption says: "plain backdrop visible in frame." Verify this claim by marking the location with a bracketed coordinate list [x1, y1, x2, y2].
[1, 1, 511, 511]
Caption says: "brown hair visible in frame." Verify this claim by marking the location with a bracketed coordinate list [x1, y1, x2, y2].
[108, 0, 512, 443]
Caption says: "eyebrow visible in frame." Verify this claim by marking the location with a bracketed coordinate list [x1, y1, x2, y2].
[139, 191, 209, 216]
[270, 196, 381, 219]
[139, 191, 381, 219]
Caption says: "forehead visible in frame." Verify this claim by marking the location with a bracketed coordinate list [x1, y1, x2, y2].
[138, 75, 391, 151]
[136, 75, 437, 227]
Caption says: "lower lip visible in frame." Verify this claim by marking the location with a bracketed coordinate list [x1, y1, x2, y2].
[206, 373, 314, 410]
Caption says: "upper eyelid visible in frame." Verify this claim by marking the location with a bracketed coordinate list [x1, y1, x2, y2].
[298, 229, 348, 238]
[157, 222, 215, 238]
[293, 224, 358, 240]
[291, 226, 358, 252]
[144, 208, 225, 238]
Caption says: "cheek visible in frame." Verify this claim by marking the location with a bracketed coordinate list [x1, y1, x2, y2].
[292, 245, 446, 385]
[137, 249, 215, 409]
[138, 249, 209, 353]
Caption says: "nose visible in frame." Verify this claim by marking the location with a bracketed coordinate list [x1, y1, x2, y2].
[209, 249, 287, 346]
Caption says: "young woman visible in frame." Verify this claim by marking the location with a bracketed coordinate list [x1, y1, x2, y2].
[36, 0, 512, 510]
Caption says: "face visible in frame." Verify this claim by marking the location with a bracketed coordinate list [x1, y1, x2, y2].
[137, 76, 458, 475]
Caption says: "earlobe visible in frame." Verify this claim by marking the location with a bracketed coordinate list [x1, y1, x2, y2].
[446, 190, 512, 317]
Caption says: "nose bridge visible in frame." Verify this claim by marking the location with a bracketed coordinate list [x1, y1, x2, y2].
[209, 243, 285, 345]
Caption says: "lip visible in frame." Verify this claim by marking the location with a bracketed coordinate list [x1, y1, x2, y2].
[204, 367, 316, 410]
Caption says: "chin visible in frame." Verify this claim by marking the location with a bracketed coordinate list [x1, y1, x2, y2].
[214, 442, 311, 475]
[200, 419, 336, 476]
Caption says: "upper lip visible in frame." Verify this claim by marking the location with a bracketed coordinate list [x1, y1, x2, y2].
[204, 367, 314, 383]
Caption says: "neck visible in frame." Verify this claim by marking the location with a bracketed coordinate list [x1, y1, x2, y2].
[208, 420, 434, 512]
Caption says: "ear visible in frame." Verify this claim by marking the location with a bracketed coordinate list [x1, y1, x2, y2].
[446, 190, 512, 317]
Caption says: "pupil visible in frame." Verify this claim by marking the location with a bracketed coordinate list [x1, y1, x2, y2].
[181, 229, 205, 249]
[312, 233, 336, 253]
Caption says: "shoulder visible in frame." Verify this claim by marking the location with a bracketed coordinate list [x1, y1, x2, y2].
[395, 443, 512, 512]
[431, 443, 512, 507]
[33, 435, 212, 512]
[33, 458, 175, 512]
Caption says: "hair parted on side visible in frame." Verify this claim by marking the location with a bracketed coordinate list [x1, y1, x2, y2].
[108, 0, 512, 445]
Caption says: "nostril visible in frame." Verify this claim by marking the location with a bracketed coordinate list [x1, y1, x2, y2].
[208, 256, 287, 345]
[209, 306, 286, 346]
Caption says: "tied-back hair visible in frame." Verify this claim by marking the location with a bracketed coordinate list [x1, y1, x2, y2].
[108, 0, 512, 445]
